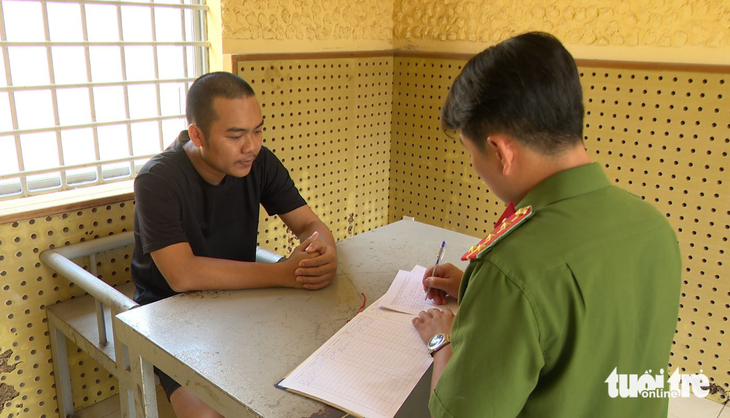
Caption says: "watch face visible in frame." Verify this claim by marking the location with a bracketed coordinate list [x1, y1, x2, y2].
[429, 334, 445, 349]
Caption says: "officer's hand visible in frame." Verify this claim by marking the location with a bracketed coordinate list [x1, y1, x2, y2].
[279, 233, 319, 288]
[422, 263, 463, 305]
[294, 232, 338, 290]
[412, 308, 455, 345]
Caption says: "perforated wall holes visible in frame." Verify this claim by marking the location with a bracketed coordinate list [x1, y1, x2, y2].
[390, 58, 506, 235]
[238, 56, 393, 251]
[0, 201, 134, 417]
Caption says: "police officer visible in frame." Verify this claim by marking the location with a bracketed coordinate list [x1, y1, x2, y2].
[413, 32, 681, 418]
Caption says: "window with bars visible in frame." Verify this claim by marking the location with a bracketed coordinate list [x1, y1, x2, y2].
[0, 0, 208, 200]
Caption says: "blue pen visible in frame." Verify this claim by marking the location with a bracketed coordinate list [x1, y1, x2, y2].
[425, 241, 447, 300]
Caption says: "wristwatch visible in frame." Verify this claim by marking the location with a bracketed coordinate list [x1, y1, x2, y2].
[427, 333, 451, 356]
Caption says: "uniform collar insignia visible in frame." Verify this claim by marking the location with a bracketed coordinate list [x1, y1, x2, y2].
[461, 206, 535, 261]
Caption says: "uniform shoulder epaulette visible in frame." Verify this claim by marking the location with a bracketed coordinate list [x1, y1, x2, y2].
[461, 206, 535, 261]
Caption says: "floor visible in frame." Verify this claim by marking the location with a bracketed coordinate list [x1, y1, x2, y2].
[75, 386, 175, 418]
[669, 393, 729, 418]
[76, 386, 727, 418]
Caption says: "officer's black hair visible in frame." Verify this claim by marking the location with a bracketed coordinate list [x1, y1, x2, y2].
[441, 32, 584, 155]
[186, 72, 256, 140]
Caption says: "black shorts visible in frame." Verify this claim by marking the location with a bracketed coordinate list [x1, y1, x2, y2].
[154, 367, 181, 400]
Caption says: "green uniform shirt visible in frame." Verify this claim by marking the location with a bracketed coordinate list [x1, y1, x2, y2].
[429, 163, 681, 418]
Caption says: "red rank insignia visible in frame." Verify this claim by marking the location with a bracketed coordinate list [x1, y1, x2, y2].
[461, 205, 535, 261]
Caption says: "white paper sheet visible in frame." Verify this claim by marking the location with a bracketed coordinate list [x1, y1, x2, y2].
[378, 265, 459, 316]
[279, 298, 432, 418]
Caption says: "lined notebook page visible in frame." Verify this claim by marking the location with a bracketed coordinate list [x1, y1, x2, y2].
[378, 266, 459, 316]
[278, 298, 432, 418]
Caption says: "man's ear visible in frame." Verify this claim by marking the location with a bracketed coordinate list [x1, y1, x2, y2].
[188, 124, 205, 147]
[487, 134, 516, 175]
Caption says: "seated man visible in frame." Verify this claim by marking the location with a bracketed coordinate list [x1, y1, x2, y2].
[131, 72, 338, 418]
[413, 32, 681, 417]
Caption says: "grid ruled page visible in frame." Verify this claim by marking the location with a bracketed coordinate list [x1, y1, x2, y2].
[279, 299, 433, 418]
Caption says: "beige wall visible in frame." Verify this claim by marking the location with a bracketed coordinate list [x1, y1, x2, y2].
[392, 0, 730, 65]
[221, 0, 394, 53]
[219, 0, 730, 64]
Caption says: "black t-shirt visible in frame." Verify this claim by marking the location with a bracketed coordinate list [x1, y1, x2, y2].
[131, 132, 306, 305]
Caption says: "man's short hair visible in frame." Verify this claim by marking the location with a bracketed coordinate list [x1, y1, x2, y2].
[442, 32, 584, 155]
[186, 72, 256, 139]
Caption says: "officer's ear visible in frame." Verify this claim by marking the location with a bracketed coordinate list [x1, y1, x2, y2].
[188, 124, 206, 148]
[487, 134, 516, 176]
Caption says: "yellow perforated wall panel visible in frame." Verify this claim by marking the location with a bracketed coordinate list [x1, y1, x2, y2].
[581, 68, 728, 394]
[236, 55, 393, 253]
[0, 203, 134, 417]
[1, 52, 727, 416]
[390, 55, 729, 401]
[390, 58, 504, 236]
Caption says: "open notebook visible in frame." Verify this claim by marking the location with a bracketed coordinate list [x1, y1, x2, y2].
[276, 266, 458, 418]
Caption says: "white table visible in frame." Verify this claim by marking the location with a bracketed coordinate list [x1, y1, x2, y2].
[113, 220, 478, 417]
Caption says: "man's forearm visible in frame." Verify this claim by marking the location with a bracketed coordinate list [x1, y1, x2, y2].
[151, 241, 306, 292]
[172, 255, 288, 292]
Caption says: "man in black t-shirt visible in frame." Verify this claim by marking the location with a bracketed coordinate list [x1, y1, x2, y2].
[131, 72, 338, 418]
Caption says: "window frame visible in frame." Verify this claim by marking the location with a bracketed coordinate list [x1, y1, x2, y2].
[0, 0, 209, 200]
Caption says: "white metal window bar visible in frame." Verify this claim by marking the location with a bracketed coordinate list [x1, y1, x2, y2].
[0, 0, 208, 200]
